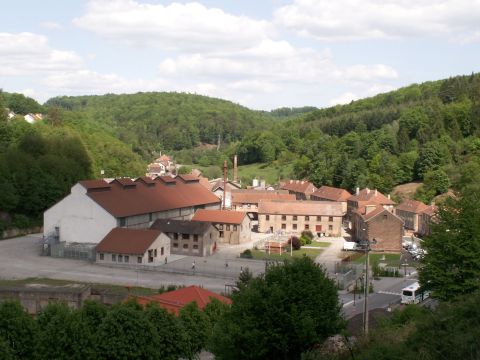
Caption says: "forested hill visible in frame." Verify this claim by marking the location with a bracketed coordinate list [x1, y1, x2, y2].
[46, 92, 276, 159]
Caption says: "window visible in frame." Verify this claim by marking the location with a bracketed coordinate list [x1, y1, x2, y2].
[219, 224, 224, 230]
[183, 244, 188, 249]
[316, 216, 321, 221]
[226, 225, 231, 231]
[182, 233, 189, 240]
[266, 215, 270, 221]
[293, 224, 297, 230]
[125, 255, 129, 263]
[149, 213, 153, 221]
[383, 214, 388, 220]
[193, 245, 199, 249]
[161, 247, 164, 255]
[305, 216, 310, 221]
[154, 249, 157, 257]
[118, 255, 123, 263]
[305, 224, 310, 230]
[329, 216, 333, 222]
[119, 218, 126, 226]
[173, 243, 178, 248]
[99, 253, 104, 260]
[281, 215, 286, 221]
[112, 254, 117, 262]
[210, 233, 212, 239]
[219, 231, 224, 238]
[174, 233, 179, 240]
[193, 235, 198, 242]
[233, 225, 237, 231]
[137, 256, 142, 264]
[328, 225, 333, 231]
[282, 223, 286, 230]
[293, 215, 297, 221]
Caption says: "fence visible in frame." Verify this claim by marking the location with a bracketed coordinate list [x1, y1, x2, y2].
[50, 242, 96, 261]
[334, 261, 364, 290]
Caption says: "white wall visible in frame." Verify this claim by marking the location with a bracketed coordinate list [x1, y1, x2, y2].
[44, 184, 117, 244]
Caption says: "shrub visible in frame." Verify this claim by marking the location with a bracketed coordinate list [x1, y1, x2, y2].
[240, 249, 253, 259]
[11, 214, 30, 229]
[301, 230, 314, 240]
[288, 236, 301, 250]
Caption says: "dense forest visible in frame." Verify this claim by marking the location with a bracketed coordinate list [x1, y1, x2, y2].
[2, 73, 480, 227]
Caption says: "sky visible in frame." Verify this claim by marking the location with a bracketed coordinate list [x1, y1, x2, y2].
[1, 0, 480, 111]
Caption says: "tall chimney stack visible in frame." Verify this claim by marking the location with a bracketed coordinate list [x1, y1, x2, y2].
[223, 160, 227, 209]
[233, 155, 238, 183]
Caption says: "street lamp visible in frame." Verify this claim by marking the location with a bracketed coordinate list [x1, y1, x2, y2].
[402, 262, 408, 278]
[358, 237, 377, 336]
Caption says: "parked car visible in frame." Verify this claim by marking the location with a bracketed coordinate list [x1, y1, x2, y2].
[343, 241, 358, 251]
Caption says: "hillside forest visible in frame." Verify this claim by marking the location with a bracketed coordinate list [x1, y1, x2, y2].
[1, 73, 480, 228]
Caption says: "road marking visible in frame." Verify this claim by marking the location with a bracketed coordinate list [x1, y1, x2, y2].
[378, 290, 401, 296]
[343, 300, 355, 307]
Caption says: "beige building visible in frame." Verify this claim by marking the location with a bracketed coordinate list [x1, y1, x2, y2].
[280, 180, 317, 200]
[192, 209, 251, 245]
[311, 185, 351, 214]
[96, 227, 170, 265]
[231, 190, 295, 219]
[395, 199, 429, 232]
[258, 200, 343, 236]
[151, 219, 216, 257]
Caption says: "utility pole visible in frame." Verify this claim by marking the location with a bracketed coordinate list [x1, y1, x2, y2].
[361, 237, 376, 336]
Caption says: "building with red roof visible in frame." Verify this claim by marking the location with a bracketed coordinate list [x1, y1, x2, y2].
[44, 177, 221, 246]
[280, 179, 317, 200]
[351, 205, 403, 253]
[96, 227, 170, 265]
[134, 285, 231, 314]
[418, 205, 438, 236]
[192, 209, 251, 245]
[311, 186, 351, 214]
[347, 188, 395, 220]
[395, 199, 430, 232]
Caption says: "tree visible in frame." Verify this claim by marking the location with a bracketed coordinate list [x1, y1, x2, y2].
[144, 303, 187, 360]
[419, 189, 480, 300]
[95, 303, 161, 359]
[179, 301, 209, 359]
[177, 165, 192, 175]
[288, 236, 301, 250]
[0, 300, 37, 359]
[211, 257, 344, 360]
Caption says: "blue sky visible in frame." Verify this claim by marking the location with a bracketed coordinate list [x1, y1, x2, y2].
[1, 0, 479, 110]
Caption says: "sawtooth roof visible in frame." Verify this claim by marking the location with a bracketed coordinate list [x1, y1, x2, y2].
[192, 209, 246, 224]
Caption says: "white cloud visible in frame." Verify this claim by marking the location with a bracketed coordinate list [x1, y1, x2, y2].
[275, 0, 480, 41]
[41, 21, 63, 30]
[73, 0, 273, 52]
[0, 32, 83, 76]
[329, 83, 397, 106]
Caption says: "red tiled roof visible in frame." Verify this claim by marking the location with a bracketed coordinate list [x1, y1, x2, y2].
[198, 176, 212, 190]
[354, 206, 403, 223]
[192, 209, 246, 224]
[312, 186, 351, 202]
[80, 177, 220, 218]
[258, 200, 343, 216]
[111, 178, 136, 187]
[280, 180, 317, 194]
[420, 205, 438, 216]
[348, 188, 395, 205]
[96, 228, 161, 255]
[156, 175, 176, 183]
[177, 174, 200, 183]
[135, 177, 156, 185]
[79, 179, 111, 190]
[134, 285, 231, 314]
[395, 199, 429, 214]
[232, 191, 296, 204]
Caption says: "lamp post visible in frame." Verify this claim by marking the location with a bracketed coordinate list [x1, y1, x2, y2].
[402, 262, 408, 278]
[359, 237, 376, 336]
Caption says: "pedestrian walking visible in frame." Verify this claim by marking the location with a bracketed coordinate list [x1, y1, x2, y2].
[192, 260, 196, 270]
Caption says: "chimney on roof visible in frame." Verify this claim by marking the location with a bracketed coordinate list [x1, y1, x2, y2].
[290, 180, 293, 184]
[301, 181, 304, 184]
[356, 187, 359, 195]
[233, 155, 238, 183]
[375, 189, 378, 196]
[388, 194, 391, 200]
[223, 160, 227, 210]
[366, 188, 370, 194]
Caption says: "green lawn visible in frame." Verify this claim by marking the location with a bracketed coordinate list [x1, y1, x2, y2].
[353, 253, 401, 267]
[306, 241, 331, 248]
[250, 248, 322, 261]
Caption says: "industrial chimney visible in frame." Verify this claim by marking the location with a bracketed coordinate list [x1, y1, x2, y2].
[233, 154, 238, 183]
[223, 160, 227, 209]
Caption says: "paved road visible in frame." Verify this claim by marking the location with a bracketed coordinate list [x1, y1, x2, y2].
[0, 234, 244, 293]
